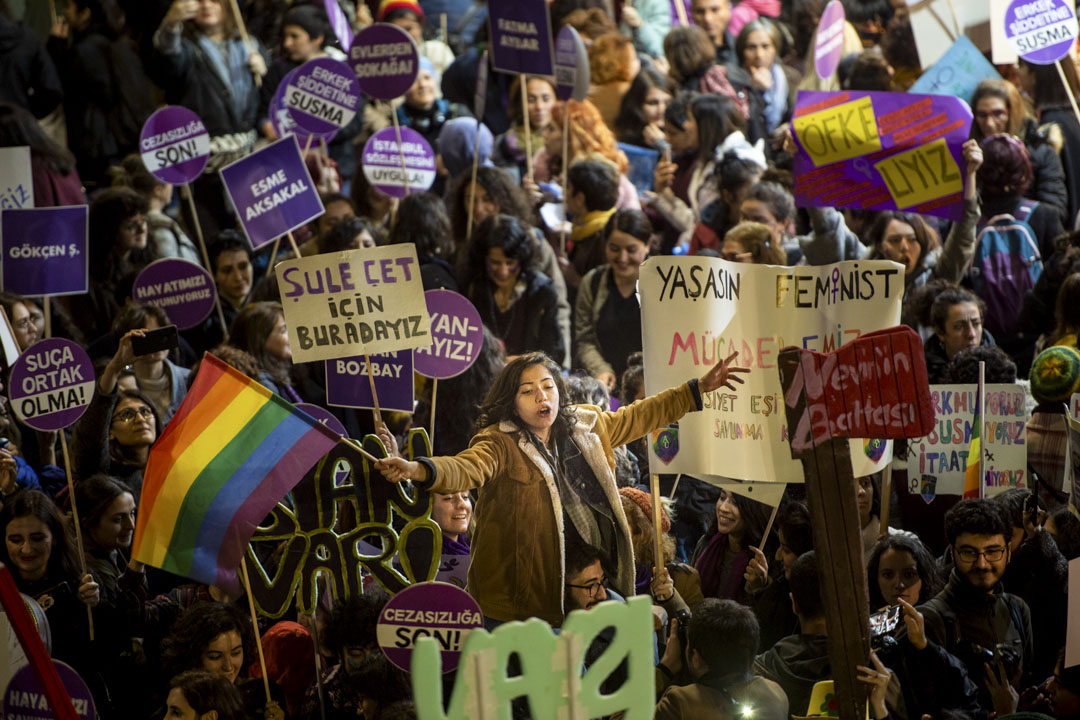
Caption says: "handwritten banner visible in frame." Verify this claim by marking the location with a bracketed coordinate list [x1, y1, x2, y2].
[639, 257, 903, 483]
[791, 90, 973, 221]
[909, 36, 1001, 101]
[907, 384, 1028, 498]
[0, 147, 33, 209]
[276, 245, 431, 363]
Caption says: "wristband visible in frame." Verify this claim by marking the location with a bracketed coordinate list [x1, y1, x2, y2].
[656, 662, 674, 681]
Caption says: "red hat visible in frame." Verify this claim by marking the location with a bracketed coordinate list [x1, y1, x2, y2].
[619, 487, 671, 533]
[377, 0, 424, 22]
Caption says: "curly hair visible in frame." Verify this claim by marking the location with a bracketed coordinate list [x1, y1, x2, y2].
[942, 346, 1017, 384]
[387, 192, 454, 260]
[474, 352, 576, 439]
[620, 494, 675, 567]
[589, 33, 636, 84]
[462, 214, 538, 293]
[161, 602, 253, 682]
[550, 99, 629, 175]
[447, 166, 535, 248]
[89, 187, 156, 284]
[978, 133, 1032, 197]
[944, 499, 1012, 547]
[866, 533, 942, 608]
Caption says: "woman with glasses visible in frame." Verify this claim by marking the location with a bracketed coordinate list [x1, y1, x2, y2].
[72, 329, 162, 500]
[376, 350, 748, 626]
[0, 292, 41, 352]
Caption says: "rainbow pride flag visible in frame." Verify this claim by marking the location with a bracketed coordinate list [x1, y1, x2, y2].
[963, 386, 981, 499]
[131, 354, 339, 591]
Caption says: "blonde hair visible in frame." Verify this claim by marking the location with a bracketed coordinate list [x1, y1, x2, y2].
[551, 99, 628, 174]
[725, 221, 787, 265]
[589, 33, 635, 84]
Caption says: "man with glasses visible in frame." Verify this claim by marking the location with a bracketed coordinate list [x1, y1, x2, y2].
[919, 499, 1034, 713]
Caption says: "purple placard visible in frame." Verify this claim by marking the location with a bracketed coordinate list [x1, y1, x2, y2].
[1005, 0, 1078, 64]
[139, 106, 211, 185]
[295, 402, 349, 437]
[349, 23, 420, 100]
[325, 0, 354, 49]
[376, 581, 483, 673]
[413, 290, 483, 379]
[1, 206, 88, 297]
[554, 26, 589, 101]
[814, 0, 846, 80]
[219, 136, 325, 249]
[285, 57, 362, 134]
[131, 258, 216, 330]
[272, 69, 336, 145]
[4, 660, 95, 719]
[489, 1, 555, 77]
[361, 127, 436, 198]
[791, 90, 972, 221]
[8, 338, 95, 431]
[325, 351, 414, 412]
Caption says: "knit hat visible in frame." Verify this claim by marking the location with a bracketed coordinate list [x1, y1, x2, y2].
[437, 117, 494, 177]
[1029, 345, 1080, 405]
[418, 55, 435, 77]
[377, 0, 424, 22]
[618, 487, 671, 533]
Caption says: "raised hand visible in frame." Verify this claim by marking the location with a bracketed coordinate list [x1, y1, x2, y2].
[699, 351, 750, 393]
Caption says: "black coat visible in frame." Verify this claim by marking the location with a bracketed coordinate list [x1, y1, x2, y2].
[1041, 105, 1080, 227]
[469, 270, 564, 362]
[0, 14, 62, 118]
[441, 48, 511, 135]
[1023, 117, 1069, 224]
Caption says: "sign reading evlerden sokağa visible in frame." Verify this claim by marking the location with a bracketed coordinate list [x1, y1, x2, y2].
[791, 90, 972, 221]
[275, 245, 432, 364]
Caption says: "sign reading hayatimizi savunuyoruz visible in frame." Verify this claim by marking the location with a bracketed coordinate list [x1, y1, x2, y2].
[275, 245, 432, 364]
[640, 257, 904, 484]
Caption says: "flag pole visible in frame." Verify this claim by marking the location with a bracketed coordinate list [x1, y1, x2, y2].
[59, 433, 94, 640]
[240, 556, 272, 704]
[429, 378, 438, 449]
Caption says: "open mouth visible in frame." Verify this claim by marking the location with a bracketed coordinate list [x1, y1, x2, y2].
[537, 406, 552, 419]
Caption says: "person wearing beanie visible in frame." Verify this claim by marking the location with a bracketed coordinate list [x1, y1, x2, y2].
[377, 0, 455, 85]
[436, 116, 494, 181]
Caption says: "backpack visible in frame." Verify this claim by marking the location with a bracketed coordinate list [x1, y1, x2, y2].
[969, 201, 1042, 338]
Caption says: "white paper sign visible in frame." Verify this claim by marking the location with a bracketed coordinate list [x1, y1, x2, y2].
[907, 0, 963, 68]
[0, 147, 33, 210]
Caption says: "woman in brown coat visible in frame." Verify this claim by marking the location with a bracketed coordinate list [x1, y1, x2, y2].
[377, 350, 748, 625]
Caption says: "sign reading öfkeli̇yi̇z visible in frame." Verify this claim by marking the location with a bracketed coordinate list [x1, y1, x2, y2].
[220, 136, 324, 249]
[276, 245, 431, 363]
[488, 0, 554, 76]
[640, 257, 903, 484]
[790, 90, 972, 221]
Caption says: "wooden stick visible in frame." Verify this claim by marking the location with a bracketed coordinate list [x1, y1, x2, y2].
[286, 231, 302, 258]
[978, 361, 985, 500]
[521, 75, 534, 181]
[464, 119, 483, 241]
[240, 557, 272, 704]
[302, 133, 314, 157]
[759, 501, 780, 550]
[42, 297, 52, 339]
[560, 105, 571, 253]
[364, 354, 384, 426]
[649, 474, 665, 578]
[267, 236, 281, 270]
[429, 377, 438, 450]
[59, 433, 94, 641]
[669, 473, 683, 500]
[182, 184, 230, 341]
[1056, 60, 1080, 130]
[440, 13, 448, 46]
[318, 137, 329, 157]
[310, 601, 328, 720]
[226, 0, 262, 87]
[48, 0, 57, 26]
[878, 465, 892, 537]
[391, 112, 412, 197]
[673, 0, 689, 27]
[342, 436, 381, 464]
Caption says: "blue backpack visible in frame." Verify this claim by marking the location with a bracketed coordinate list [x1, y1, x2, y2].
[970, 201, 1042, 338]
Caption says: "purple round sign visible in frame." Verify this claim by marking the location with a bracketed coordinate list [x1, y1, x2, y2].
[349, 23, 420, 100]
[814, 0, 846, 79]
[361, 126, 436, 198]
[285, 57, 362, 134]
[4, 660, 96, 719]
[272, 69, 336, 145]
[139, 106, 210, 185]
[9, 338, 95, 432]
[554, 26, 590, 101]
[413, 290, 484, 379]
[131, 258, 216, 330]
[376, 581, 483, 673]
[1005, 0, 1078, 64]
[295, 402, 348, 437]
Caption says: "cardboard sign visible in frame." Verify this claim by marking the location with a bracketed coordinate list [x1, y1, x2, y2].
[488, 0, 555, 76]
[4, 660, 94, 719]
[139, 106, 211, 185]
[815, 0, 846, 80]
[412, 596, 654, 720]
[791, 90, 973, 221]
[131, 258, 216, 330]
[295, 402, 348, 437]
[349, 23, 420, 100]
[554, 26, 589, 101]
[246, 429, 440, 617]
[909, 36, 1001, 101]
[436, 554, 470, 588]
[907, 0, 962, 69]
[220, 136, 324, 249]
[640, 257, 904, 483]
[284, 57, 362, 134]
[8, 339, 95, 432]
[377, 582, 483, 673]
[326, 351, 415, 412]
[413, 290, 483, 379]
[0, 147, 33, 210]
[271, 69, 336, 145]
[1005, 0, 1078, 64]
[1, 206, 88, 297]
[361, 126, 437, 198]
[991, 0, 1021, 63]
[1069, 557, 1080, 669]
[907, 384, 1027, 497]
[276, 245, 431, 363]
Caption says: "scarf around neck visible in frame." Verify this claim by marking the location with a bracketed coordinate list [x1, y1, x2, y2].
[571, 208, 617, 242]
[695, 532, 751, 600]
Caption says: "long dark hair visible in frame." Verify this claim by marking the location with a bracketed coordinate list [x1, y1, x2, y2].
[703, 489, 775, 552]
[866, 211, 940, 270]
[866, 533, 941, 608]
[161, 602, 253, 682]
[388, 192, 454, 260]
[88, 187, 156, 285]
[474, 353, 575, 439]
[447, 166, 536, 249]
[462, 214, 538, 293]
[0, 103, 76, 175]
[74, 474, 134, 545]
[690, 94, 744, 159]
[228, 301, 291, 390]
[0, 490, 81, 585]
[614, 66, 670, 146]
